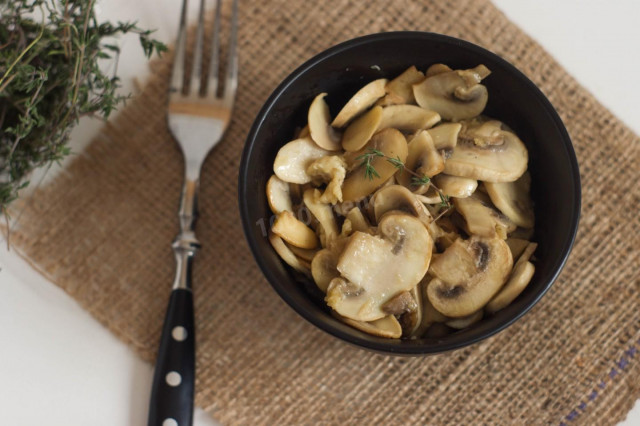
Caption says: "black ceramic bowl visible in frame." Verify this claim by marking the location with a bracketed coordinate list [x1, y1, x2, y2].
[239, 32, 580, 355]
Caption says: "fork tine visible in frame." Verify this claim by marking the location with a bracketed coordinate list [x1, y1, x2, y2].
[206, 0, 222, 97]
[170, 0, 189, 94]
[190, 0, 206, 95]
[223, 0, 239, 101]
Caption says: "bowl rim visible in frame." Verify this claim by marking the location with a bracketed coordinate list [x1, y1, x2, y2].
[238, 31, 581, 355]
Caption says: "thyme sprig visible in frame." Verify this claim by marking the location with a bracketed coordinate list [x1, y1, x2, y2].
[0, 0, 167, 210]
[355, 147, 453, 212]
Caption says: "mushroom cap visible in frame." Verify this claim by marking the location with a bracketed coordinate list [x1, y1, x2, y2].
[413, 65, 490, 121]
[266, 175, 293, 214]
[485, 260, 535, 313]
[443, 120, 529, 183]
[445, 310, 483, 329]
[341, 105, 383, 152]
[454, 193, 516, 239]
[397, 130, 445, 192]
[376, 65, 425, 106]
[377, 105, 440, 132]
[433, 174, 478, 198]
[273, 137, 332, 184]
[341, 128, 408, 202]
[373, 184, 433, 226]
[426, 122, 462, 151]
[327, 213, 432, 321]
[311, 249, 340, 292]
[271, 210, 319, 249]
[331, 78, 388, 128]
[427, 236, 513, 317]
[308, 93, 342, 151]
[485, 171, 535, 228]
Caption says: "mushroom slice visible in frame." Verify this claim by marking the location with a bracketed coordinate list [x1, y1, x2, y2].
[397, 130, 444, 191]
[459, 118, 505, 147]
[398, 286, 423, 337]
[331, 78, 388, 128]
[287, 244, 318, 263]
[308, 93, 342, 151]
[342, 128, 408, 202]
[272, 210, 318, 249]
[311, 249, 340, 292]
[426, 122, 462, 151]
[381, 290, 418, 315]
[444, 125, 528, 183]
[509, 227, 535, 240]
[515, 242, 537, 267]
[413, 65, 491, 121]
[334, 313, 402, 339]
[303, 188, 339, 243]
[297, 125, 310, 138]
[425, 63, 452, 77]
[269, 233, 311, 275]
[412, 278, 449, 337]
[342, 106, 383, 152]
[327, 213, 433, 321]
[377, 105, 440, 132]
[485, 171, 535, 228]
[433, 174, 477, 199]
[376, 66, 426, 106]
[273, 137, 332, 184]
[427, 236, 513, 317]
[306, 155, 347, 204]
[346, 207, 371, 233]
[454, 195, 516, 239]
[485, 261, 535, 313]
[505, 238, 530, 261]
[373, 185, 433, 227]
[266, 175, 293, 214]
[445, 310, 483, 329]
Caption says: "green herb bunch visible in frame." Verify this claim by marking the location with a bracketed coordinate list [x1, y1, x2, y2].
[0, 0, 166, 211]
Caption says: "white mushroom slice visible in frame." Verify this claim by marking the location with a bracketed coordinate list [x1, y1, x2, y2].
[426, 122, 461, 151]
[331, 78, 388, 128]
[433, 174, 478, 199]
[454, 195, 516, 239]
[303, 188, 339, 243]
[412, 278, 449, 337]
[308, 93, 342, 151]
[311, 249, 340, 292]
[342, 128, 408, 202]
[427, 236, 513, 317]
[271, 210, 318, 249]
[397, 130, 444, 192]
[327, 213, 433, 321]
[400, 286, 423, 337]
[485, 260, 535, 313]
[287, 244, 317, 263]
[297, 125, 310, 138]
[334, 313, 402, 339]
[445, 310, 483, 329]
[373, 185, 433, 227]
[341, 106, 383, 152]
[377, 105, 440, 132]
[269, 233, 311, 275]
[459, 118, 505, 146]
[273, 137, 331, 184]
[266, 175, 293, 214]
[306, 155, 347, 204]
[425, 63, 452, 77]
[444, 127, 528, 183]
[346, 207, 371, 233]
[413, 65, 491, 121]
[509, 227, 535, 240]
[515, 242, 537, 268]
[505, 238, 530, 261]
[485, 171, 535, 228]
[376, 66, 425, 106]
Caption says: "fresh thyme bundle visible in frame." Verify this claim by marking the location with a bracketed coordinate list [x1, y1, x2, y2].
[0, 0, 166, 212]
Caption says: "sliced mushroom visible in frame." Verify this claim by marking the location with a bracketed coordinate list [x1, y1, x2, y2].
[308, 93, 342, 151]
[346, 207, 371, 233]
[327, 213, 432, 321]
[515, 242, 537, 267]
[485, 260, 535, 313]
[269, 232, 311, 275]
[376, 65, 425, 106]
[287, 244, 318, 263]
[297, 124, 310, 138]
[411, 277, 448, 338]
[342, 128, 408, 202]
[459, 118, 505, 147]
[445, 310, 483, 329]
[331, 78, 388, 128]
[413, 65, 491, 121]
[311, 249, 340, 292]
[397, 130, 444, 192]
[272, 210, 318, 249]
[381, 290, 418, 315]
[341, 106, 383, 152]
[377, 105, 440, 132]
[505, 238, 530, 261]
[427, 236, 513, 317]
[334, 312, 402, 339]
[485, 171, 535, 228]
[266, 175, 293, 214]
[306, 155, 347, 204]
[443, 122, 528, 183]
[433, 174, 477, 199]
[509, 226, 535, 240]
[454, 193, 517, 239]
[373, 184, 434, 226]
[425, 63, 452, 77]
[399, 286, 423, 337]
[273, 137, 331, 184]
[303, 188, 339, 243]
[426, 122, 461, 151]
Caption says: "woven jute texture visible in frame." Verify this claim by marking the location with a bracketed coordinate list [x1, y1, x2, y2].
[9, 0, 640, 424]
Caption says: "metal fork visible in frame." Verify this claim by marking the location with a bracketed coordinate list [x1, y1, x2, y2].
[148, 0, 237, 425]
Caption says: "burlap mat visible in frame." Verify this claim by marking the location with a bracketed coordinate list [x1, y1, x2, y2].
[8, 0, 640, 424]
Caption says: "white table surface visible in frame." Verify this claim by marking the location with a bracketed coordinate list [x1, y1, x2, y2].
[1, 1, 638, 424]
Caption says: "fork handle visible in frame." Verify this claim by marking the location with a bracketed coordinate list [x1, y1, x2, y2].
[148, 288, 195, 426]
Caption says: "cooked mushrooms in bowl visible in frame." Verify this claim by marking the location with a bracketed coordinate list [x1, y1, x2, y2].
[239, 32, 580, 354]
